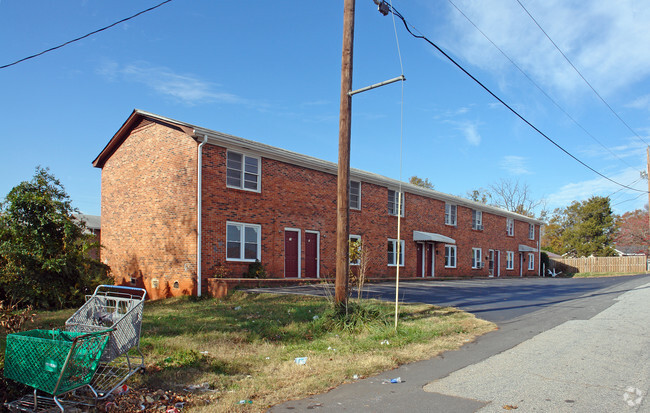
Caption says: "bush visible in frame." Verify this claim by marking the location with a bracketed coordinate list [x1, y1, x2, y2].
[244, 260, 267, 279]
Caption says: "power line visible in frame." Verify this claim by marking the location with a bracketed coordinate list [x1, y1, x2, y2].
[611, 192, 646, 207]
[0, 0, 174, 70]
[380, 2, 647, 193]
[447, 0, 636, 171]
[514, 0, 650, 147]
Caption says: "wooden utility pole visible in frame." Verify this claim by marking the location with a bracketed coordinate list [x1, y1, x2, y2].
[335, 0, 355, 305]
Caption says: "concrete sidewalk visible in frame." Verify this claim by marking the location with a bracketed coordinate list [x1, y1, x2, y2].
[424, 282, 650, 412]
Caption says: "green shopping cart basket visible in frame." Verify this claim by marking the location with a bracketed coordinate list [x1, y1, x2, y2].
[4, 329, 111, 397]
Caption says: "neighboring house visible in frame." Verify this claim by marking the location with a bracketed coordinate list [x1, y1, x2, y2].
[93, 110, 544, 299]
[614, 246, 647, 256]
[74, 213, 101, 260]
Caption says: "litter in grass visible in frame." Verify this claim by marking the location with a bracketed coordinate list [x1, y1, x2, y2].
[353, 374, 359, 380]
[313, 315, 319, 320]
[294, 357, 308, 365]
[238, 400, 253, 404]
[184, 383, 211, 392]
[380, 340, 390, 345]
[234, 306, 242, 311]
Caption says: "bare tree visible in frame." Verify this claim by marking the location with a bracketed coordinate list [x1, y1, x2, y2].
[488, 178, 544, 218]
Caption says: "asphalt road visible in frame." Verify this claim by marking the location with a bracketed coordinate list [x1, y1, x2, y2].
[248, 274, 650, 323]
[255, 274, 650, 412]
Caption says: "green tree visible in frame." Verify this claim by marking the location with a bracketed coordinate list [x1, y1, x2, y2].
[542, 196, 617, 257]
[409, 176, 434, 190]
[0, 167, 111, 309]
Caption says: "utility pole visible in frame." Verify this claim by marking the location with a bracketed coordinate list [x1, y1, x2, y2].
[647, 147, 649, 259]
[335, 0, 355, 306]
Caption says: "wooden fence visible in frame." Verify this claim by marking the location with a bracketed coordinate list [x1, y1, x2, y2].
[549, 256, 648, 274]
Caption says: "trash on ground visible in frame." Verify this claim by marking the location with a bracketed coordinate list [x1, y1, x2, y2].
[380, 339, 390, 345]
[294, 357, 308, 365]
[234, 306, 242, 311]
[382, 377, 402, 384]
[313, 315, 319, 320]
[353, 374, 359, 380]
[502, 405, 518, 410]
[238, 400, 253, 404]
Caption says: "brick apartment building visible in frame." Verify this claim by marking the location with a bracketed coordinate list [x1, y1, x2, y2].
[93, 109, 543, 299]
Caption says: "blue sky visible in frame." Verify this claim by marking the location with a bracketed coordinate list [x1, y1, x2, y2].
[2, 0, 649, 217]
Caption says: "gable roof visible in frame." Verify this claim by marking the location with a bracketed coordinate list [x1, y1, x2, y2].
[94, 109, 544, 225]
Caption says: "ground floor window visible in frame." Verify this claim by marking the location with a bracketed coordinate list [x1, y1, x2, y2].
[472, 248, 482, 269]
[350, 234, 361, 266]
[445, 245, 456, 268]
[528, 253, 535, 270]
[506, 251, 514, 270]
[226, 222, 261, 261]
[387, 239, 404, 266]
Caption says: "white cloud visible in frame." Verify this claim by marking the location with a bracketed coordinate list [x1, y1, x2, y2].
[626, 94, 650, 110]
[546, 166, 647, 213]
[459, 121, 481, 145]
[97, 60, 245, 105]
[500, 155, 530, 175]
[440, 1, 650, 98]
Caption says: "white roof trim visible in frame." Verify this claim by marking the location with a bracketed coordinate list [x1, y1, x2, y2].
[413, 231, 456, 244]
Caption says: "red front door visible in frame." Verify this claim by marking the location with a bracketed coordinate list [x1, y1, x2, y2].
[284, 230, 299, 278]
[305, 232, 318, 278]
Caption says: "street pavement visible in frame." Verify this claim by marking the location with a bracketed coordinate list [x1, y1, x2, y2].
[264, 275, 650, 412]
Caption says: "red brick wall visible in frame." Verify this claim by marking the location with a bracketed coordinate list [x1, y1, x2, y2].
[200, 143, 540, 281]
[101, 120, 198, 299]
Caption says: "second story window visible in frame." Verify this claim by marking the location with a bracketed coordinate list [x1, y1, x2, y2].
[350, 181, 361, 210]
[445, 203, 457, 226]
[472, 210, 483, 230]
[529, 223, 535, 240]
[227, 151, 260, 191]
[387, 190, 404, 217]
[507, 218, 514, 236]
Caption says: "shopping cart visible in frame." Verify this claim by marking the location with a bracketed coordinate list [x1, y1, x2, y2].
[4, 329, 112, 412]
[64, 285, 147, 398]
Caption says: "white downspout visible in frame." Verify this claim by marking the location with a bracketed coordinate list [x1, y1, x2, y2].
[197, 135, 208, 297]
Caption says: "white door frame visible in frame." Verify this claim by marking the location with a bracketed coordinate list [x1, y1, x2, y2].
[284, 227, 301, 278]
[305, 230, 320, 278]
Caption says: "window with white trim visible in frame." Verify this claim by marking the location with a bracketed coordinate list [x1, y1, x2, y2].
[350, 181, 361, 210]
[387, 239, 404, 266]
[528, 253, 535, 270]
[349, 234, 361, 266]
[506, 218, 514, 236]
[387, 190, 405, 216]
[226, 151, 260, 191]
[445, 203, 457, 226]
[529, 224, 535, 240]
[445, 245, 456, 268]
[506, 251, 514, 270]
[226, 222, 261, 261]
[472, 248, 482, 269]
[472, 210, 483, 230]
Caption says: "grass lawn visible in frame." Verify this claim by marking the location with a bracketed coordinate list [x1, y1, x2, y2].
[1, 290, 495, 412]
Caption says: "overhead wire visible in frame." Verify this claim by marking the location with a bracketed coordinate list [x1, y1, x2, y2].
[0, 0, 174, 70]
[514, 0, 650, 147]
[381, 2, 648, 194]
[447, 0, 636, 171]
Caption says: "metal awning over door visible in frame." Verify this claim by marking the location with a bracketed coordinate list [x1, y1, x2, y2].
[413, 231, 455, 244]
[518, 244, 538, 252]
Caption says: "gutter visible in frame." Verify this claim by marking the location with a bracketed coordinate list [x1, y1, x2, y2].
[196, 134, 208, 296]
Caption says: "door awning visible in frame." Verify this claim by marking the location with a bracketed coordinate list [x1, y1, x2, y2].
[413, 231, 455, 244]
[518, 244, 538, 252]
